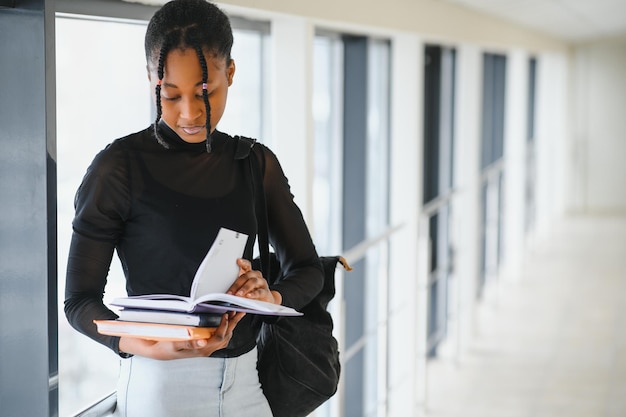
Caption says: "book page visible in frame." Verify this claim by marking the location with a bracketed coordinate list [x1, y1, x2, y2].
[193, 293, 302, 316]
[190, 228, 248, 299]
[111, 296, 192, 312]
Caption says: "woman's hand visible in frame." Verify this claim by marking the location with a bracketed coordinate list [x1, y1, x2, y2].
[226, 258, 282, 305]
[118, 311, 245, 360]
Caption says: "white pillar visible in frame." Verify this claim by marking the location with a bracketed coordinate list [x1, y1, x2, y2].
[269, 16, 315, 222]
[387, 32, 423, 417]
[450, 43, 482, 360]
[534, 52, 569, 238]
[502, 49, 529, 281]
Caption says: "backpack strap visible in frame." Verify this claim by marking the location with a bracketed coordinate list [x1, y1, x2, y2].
[234, 135, 272, 278]
[234, 135, 256, 159]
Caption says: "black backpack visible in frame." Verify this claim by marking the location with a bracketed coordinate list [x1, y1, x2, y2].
[235, 136, 349, 417]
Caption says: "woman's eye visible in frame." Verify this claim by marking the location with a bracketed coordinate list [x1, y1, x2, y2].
[161, 95, 179, 102]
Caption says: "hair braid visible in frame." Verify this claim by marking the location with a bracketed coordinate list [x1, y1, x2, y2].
[153, 39, 171, 148]
[194, 45, 213, 152]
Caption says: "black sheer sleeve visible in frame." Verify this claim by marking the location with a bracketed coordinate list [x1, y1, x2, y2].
[64, 233, 123, 355]
[256, 145, 324, 309]
[64, 142, 130, 356]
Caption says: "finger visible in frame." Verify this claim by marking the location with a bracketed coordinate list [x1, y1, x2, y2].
[237, 258, 252, 274]
[242, 287, 268, 299]
[227, 311, 246, 329]
[171, 340, 195, 352]
[227, 259, 255, 295]
[212, 313, 231, 339]
[226, 273, 253, 295]
[227, 271, 266, 296]
[226, 275, 246, 295]
[245, 288, 278, 304]
[192, 316, 232, 352]
[191, 339, 208, 349]
[234, 276, 268, 297]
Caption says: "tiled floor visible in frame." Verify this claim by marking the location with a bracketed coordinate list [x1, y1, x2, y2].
[425, 215, 626, 417]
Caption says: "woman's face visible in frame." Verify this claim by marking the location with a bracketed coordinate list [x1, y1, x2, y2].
[149, 48, 235, 143]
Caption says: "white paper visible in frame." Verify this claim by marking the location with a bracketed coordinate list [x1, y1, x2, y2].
[190, 228, 248, 298]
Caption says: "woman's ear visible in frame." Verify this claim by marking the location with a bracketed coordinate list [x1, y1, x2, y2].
[227, 59, 236, 86]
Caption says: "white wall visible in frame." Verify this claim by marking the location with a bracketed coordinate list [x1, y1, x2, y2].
[571, 38, 626, 213]
[534, 52, 570, 236]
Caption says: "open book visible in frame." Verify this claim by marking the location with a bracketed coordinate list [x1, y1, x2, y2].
[111, 227, 302, 317]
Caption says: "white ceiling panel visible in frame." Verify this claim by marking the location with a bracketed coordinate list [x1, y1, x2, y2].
[438, 0, 626, 42]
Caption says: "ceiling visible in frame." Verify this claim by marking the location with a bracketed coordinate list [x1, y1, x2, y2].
[438, 0, 626, 42]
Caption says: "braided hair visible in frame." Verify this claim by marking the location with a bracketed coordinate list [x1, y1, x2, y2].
[145, 0, 234, 152]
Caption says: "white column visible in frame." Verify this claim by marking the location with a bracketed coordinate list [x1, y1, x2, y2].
[569, 47, 590, 213]
[387, 32, 423, 417]
[450, 43, 482, 360]
[502, 49, 529, 281]
[269, 16, 315, 222]
[535, 52, 569, 238]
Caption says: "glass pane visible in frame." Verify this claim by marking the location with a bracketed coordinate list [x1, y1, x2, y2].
[440, 48, 456, 192]
[312, 35, 343, 256]
[365, 38, 391, 417]
[527, 57, 537, 142]
[218, 29, 269, 142]
[56, 16, 151, 416]
[366, 39, 390, 239]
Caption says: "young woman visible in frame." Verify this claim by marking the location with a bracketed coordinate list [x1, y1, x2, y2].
[64, 1, 323, 415]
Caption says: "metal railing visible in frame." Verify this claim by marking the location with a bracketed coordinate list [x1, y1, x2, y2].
[72, 392, 116, 417]
[415, 187, 458, 415]
[337, 223, 404, 365]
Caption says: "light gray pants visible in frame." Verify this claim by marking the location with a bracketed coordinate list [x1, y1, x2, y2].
[113, 347, 273, 417]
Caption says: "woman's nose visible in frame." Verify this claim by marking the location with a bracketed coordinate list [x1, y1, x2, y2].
[179, 97, 204, 120]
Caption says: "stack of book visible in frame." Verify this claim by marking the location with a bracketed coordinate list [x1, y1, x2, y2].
[94, 310, 223, 341]
[94, 228, 301, 341]
[95, 293, 302, 341]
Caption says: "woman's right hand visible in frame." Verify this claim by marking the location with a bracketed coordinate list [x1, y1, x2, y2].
[118, 311, 245, 360]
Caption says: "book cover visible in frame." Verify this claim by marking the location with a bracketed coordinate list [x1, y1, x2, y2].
[93, 319, 216, 341]
[116, 309, 223, 327]
[110, 227, 302, 317]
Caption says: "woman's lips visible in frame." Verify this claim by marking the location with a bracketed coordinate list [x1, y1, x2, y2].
[181, 126, 204, 135]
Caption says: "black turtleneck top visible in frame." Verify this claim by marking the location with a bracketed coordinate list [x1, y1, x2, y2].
[64, 122, 323, 358]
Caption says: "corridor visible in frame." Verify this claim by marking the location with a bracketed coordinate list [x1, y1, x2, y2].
[426, 215, 626, 417]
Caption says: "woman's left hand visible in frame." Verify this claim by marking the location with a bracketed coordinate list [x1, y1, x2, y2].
[227, 258, 282, 305]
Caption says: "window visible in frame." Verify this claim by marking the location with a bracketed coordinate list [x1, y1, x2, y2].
[525, 57, 538, 235]
[422, 44, 456, 355]
[313, 34, 344, 257]
[56, 17, 150, 415]
[216, 18, 271, 143]
[478, 53, 507, 297]
[313, 31, 391, 417]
